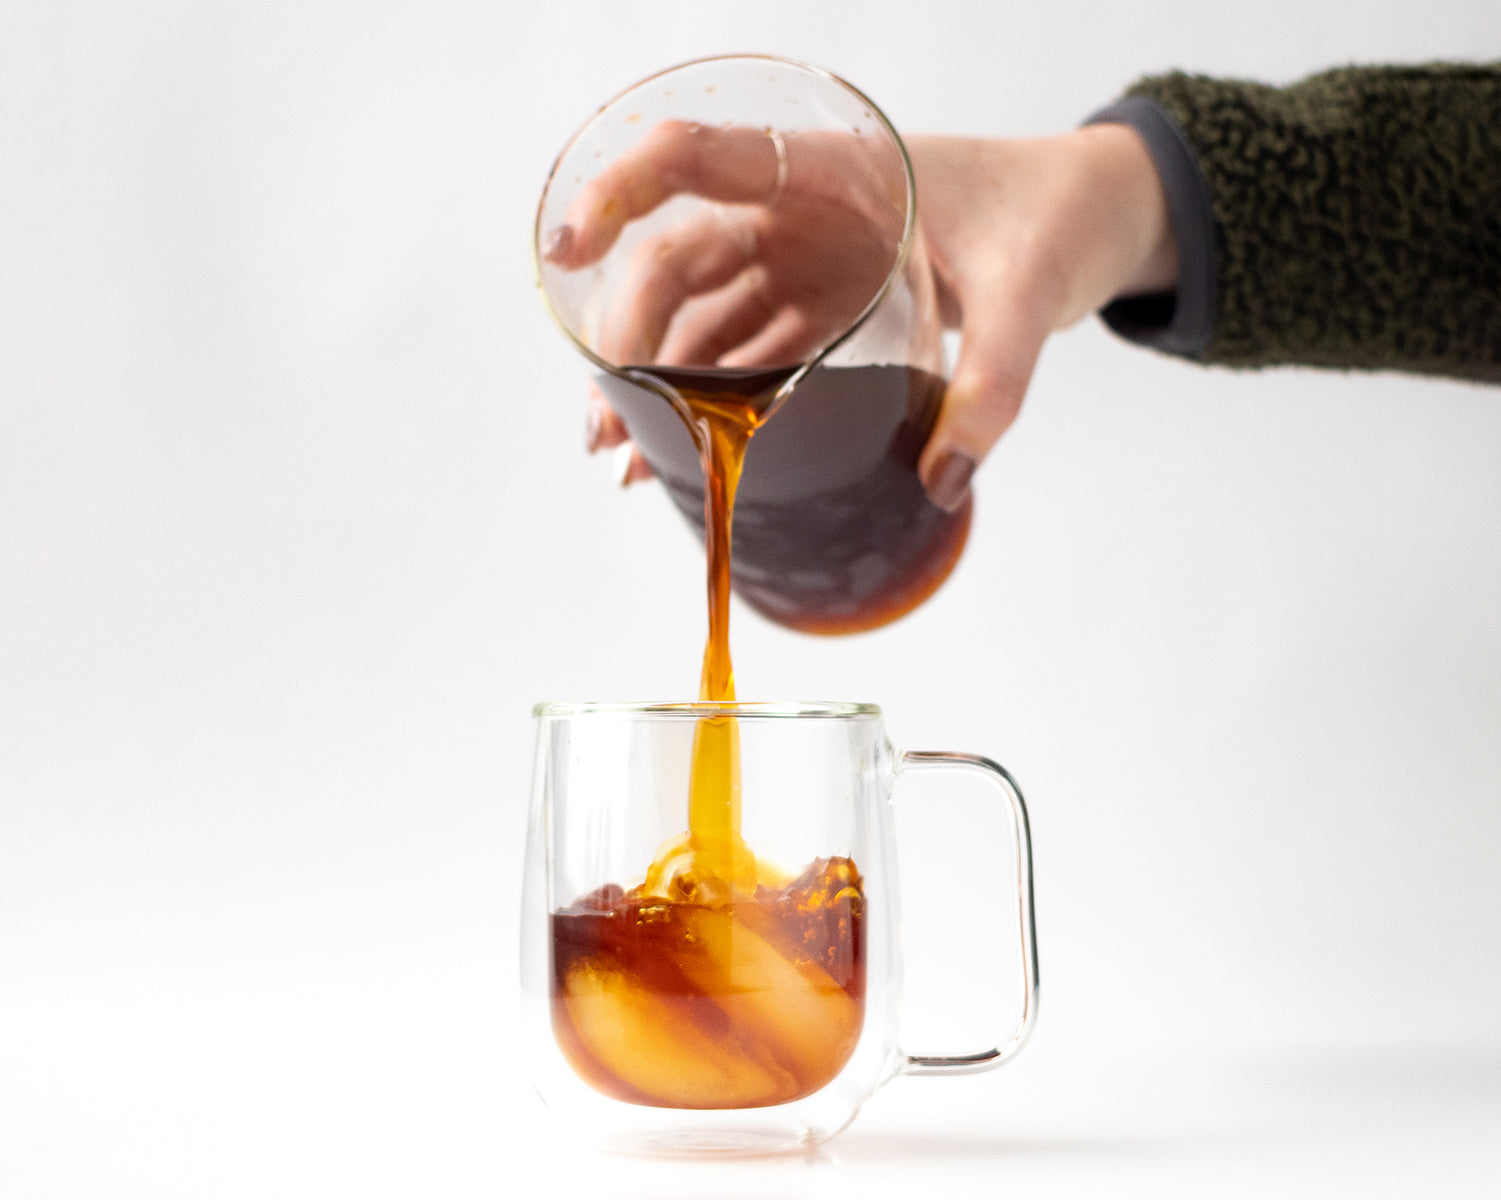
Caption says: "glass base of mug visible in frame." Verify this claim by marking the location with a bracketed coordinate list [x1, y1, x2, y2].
[566, 1090, 866, 1158]
[603, 1123, 846, 1159]
[604, 1125, 827, 1158]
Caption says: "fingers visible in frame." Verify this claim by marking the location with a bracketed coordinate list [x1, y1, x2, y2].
[595, 208, 885, 369]
[585, 385, 630, 453]
[613, 444, 655, 487]
[656, 268, 779, 366]
[545, 121, 785, 269]
[919, 296, 1050, 512]
[598, 211, 761, 365]
[717, 305, 823, 369]
[585, 384, 655, 487]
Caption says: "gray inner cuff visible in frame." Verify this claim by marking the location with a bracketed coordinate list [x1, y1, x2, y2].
[1086, 95, 1217, 357]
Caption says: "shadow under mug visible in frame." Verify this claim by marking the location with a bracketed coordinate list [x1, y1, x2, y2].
[519, 701, 1039, 1155]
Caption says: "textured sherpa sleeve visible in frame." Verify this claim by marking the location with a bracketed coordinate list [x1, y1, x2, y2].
[1091, 64, 1501, 382]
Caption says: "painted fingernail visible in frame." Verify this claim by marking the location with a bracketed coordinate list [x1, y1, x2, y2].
[923, 450, 976, 512]
[585, 403, 602, 453]
[613, 444, 635, 488]
[543, 224, 574, 262]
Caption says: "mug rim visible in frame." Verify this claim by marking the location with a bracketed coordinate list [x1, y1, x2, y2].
[531, 699, 882, 720]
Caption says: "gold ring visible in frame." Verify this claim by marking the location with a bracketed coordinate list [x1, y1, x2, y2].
[766, 127, 789, 204]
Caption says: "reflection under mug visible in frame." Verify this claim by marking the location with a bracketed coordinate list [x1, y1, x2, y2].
[519, 701, 1039, 1155]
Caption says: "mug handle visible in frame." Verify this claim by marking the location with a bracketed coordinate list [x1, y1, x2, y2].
[895, 750, 1040, 1075]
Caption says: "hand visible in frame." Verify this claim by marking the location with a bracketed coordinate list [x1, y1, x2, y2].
[552, 122, 1178, 505]
[903, 127, 1177, 506]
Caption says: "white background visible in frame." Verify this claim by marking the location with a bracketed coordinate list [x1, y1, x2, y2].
[2, 1, 1498, 1195]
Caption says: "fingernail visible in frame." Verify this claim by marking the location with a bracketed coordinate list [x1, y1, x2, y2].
[613, 444, 635, 488]
[585, 403, 602, 453]
[923, 451, 976, 512]
[543, 224, 574, 262]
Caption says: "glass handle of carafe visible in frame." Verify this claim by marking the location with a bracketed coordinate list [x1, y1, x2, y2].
[895, 750, 1040, 1075]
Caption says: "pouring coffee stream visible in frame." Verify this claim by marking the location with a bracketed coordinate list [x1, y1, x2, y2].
[550, 364, 871, 1110]
[633, 363, 792, 898]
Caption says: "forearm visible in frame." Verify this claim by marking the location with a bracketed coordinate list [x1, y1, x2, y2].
[1094, 63, 1501, 382]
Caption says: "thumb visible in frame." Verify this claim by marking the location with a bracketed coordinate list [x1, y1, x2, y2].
[918, 303, 1049, 512]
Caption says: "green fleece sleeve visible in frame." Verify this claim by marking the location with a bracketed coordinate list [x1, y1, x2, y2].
[1125, 63, 1501, 382]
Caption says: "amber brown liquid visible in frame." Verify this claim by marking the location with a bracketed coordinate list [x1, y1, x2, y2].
[551, 858, 866, 1109]
[550, 366, 870, 1109]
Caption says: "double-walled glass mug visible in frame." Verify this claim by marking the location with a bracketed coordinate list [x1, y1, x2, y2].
[519, 702, 1039, 1155]
[535, 56, 970, 635]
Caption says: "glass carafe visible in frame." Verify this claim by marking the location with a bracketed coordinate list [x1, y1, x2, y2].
[535, 56, 970, 634]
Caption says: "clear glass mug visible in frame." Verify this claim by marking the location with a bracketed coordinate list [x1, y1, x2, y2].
[519, 701, 1039, 1155]
[534, 56, 970, 635]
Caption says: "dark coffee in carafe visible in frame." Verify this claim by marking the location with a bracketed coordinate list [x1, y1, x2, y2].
[596, 362, 971, 635]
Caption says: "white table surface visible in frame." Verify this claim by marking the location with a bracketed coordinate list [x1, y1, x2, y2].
[4, 955, 1497, 1198]
[537, 1045, 1501, 1200]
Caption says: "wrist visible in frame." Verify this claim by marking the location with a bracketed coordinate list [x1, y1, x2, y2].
[1080, 123, 1178, 297]
[1084, 95, 1217, 357]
